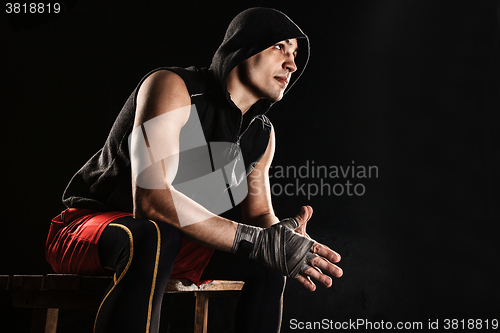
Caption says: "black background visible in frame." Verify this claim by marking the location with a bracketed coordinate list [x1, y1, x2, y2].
[1, 0, 498, 332]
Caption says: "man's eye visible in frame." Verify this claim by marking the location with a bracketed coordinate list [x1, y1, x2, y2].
[274, 44, 284, 50]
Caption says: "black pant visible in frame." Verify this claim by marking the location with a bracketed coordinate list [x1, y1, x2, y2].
[96, 216, 182, 333]
[201, 250, 286, 333]
[96, 216, 285, 333]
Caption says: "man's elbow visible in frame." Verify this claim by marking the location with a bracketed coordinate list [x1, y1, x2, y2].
[133, 187, 174, 223]
[133, 192, 155, 220]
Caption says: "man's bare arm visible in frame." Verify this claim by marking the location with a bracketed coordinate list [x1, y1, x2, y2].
[132, 70, 238, 251]
[241, 125, 280, 228]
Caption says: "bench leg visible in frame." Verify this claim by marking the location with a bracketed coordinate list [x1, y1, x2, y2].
[31, 308, 58, 333]
[194, 292, 209, 333]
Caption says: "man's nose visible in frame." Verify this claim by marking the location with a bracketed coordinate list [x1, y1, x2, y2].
[284, 54, 297, 73]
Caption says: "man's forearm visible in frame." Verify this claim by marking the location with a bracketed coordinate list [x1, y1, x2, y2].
[134, 185, 238, 252]
[243, 212, 280, 228]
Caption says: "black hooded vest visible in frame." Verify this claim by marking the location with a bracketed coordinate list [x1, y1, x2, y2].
[62, 8, 310, 212]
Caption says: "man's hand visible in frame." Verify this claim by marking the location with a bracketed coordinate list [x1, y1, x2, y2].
[293, 205, 343, 291]
[231, 206, 343, 291]
[294, 205, 312, 237]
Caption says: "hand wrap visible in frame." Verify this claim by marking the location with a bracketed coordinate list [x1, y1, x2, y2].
[231, 218, 316, 278]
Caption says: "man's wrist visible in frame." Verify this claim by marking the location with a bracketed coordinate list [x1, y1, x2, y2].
[231, 217, 315, 278]
[231, 223, 263, 258]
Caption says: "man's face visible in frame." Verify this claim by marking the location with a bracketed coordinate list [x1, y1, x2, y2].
[236, 38, 298, 102]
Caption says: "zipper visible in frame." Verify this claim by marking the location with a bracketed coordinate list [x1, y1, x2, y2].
[236, 116, 258, 146]
[235, 112, 244, 145]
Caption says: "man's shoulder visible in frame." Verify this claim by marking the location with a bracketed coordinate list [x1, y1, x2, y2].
[136, 66, 215, 105]
[157, 66, 215, 97]
[256, 114, 273, 129]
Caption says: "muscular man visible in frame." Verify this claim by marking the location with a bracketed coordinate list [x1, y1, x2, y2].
[46, 8, 343, 333]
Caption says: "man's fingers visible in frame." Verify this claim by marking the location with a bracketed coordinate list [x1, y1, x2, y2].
[295, 250, 343, 291]
[311, 242, 341, 263]
[302, 266, 333, 288]
[294, 273, 316, 291]
[294, 205, 313, 227]
[294, 205, 313, 236]
[304, 205, 313, 220]
[296, 262, 340, 291]
[309, 255, 343, 278]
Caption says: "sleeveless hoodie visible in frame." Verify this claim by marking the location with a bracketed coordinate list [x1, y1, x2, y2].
[62, 8, 310, 212]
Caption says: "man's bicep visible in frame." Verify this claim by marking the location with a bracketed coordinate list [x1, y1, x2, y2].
[131, 70, 191, 190]
[135, 70, 191, 124]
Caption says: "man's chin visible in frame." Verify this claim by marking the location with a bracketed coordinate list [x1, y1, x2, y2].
[266, 92, 284, 102]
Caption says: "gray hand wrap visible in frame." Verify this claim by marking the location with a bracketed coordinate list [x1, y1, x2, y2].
[231, 218, 315, 278]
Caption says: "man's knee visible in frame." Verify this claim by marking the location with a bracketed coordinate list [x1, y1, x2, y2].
[156, 221, 182, 255]
[127, 219, 181, 254]
[112, 218, 182, 258]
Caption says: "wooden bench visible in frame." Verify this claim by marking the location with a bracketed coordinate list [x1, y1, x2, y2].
[1, 274, 243, 333]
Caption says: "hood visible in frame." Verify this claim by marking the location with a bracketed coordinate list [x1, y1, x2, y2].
[210, 7, 310, 111]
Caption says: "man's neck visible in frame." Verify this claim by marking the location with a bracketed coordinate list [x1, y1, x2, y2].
[225, 71, 259, 115]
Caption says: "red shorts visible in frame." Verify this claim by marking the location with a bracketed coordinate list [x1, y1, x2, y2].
[45, 208, 214, 285]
